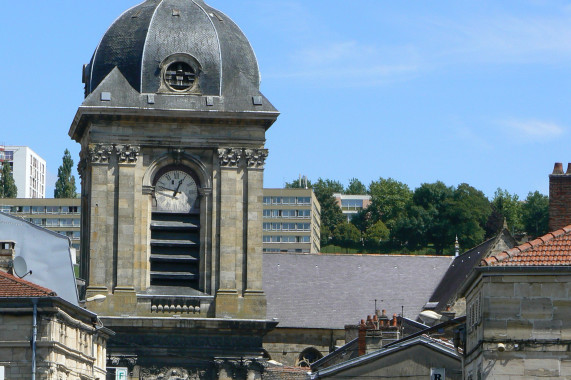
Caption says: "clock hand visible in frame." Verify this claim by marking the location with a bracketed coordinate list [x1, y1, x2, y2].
[156, 190, 176, 199]
[173, 179, 184, 197]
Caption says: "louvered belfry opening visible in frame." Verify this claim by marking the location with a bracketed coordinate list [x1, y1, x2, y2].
[150, 211, 200, 289]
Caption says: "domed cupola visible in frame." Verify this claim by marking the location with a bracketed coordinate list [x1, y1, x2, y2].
[84, 0, 262, 100]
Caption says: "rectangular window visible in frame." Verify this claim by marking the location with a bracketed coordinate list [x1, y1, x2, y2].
[263, 197, 271, 205]
[46, 206, 59, 214]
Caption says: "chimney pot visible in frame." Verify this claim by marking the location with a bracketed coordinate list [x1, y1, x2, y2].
[566, 163, 571, 175]
[382, 309, 386, 316]
[553, 162, 564, 174]
[0, 241, 16, 273]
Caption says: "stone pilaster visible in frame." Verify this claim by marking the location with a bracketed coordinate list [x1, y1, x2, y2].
[243, 149, 268, 317]
[216, 148, 243, 317]
[114, 145, 140, 311]
[86, 144, 114, 296]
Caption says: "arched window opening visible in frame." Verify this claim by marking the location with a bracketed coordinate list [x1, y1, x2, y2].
[296, 347, 323, 367]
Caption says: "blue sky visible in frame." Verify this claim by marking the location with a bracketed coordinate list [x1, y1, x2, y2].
[1, 1, 570, 198]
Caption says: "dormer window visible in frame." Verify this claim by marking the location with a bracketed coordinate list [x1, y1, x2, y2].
[159, 54, 201, 94]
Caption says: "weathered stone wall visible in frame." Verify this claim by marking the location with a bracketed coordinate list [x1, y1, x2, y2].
[464, 272, 571, 379]
[264, 328, 345, 367]
[0, 306, 106, 380]
[80, 118, 270, 320]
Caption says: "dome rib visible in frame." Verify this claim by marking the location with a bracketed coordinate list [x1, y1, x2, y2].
[191, 0, 223, 96]
[139, 0, 164, 92]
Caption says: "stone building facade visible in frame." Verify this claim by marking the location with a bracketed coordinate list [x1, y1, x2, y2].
[461, 226, 571, 379]
[68, 0, 279, 378]
[0, 269, 111, 379]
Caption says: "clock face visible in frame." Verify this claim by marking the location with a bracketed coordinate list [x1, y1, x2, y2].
[154, 169, 198, 213]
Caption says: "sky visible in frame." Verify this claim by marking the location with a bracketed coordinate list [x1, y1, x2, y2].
[1, 0, 570, 199]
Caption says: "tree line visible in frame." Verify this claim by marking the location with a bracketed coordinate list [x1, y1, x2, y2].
[286, 177, 549, 255]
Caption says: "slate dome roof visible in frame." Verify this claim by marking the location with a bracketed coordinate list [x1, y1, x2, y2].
[85, 0, 260, 97]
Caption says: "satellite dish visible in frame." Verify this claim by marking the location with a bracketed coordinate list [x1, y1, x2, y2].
[13, 256, 32, 278]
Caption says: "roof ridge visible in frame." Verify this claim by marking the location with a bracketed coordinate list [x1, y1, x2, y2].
[0, 271, 57, 297]
[481, 224, 571, 266]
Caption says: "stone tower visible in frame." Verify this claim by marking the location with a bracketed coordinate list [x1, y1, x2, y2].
[68, 0, 279, 377]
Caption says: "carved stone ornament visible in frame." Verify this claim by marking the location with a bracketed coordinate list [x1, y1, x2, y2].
[139, 366, 206, 380]
[115, 144, 140, 164]
[77, 158, 87, 181]
[218, 148, 242, 167]
[244, 149, 268, 169]
[109, 355, 137, 367]
[214, 358, 263, 378]
[88, 144, 114, 163]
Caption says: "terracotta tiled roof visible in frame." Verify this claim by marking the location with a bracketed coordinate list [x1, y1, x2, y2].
[481, 225, 571, 266]
[0, 271, 57, 297]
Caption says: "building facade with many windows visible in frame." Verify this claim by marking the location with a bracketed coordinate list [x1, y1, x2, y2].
[0, 146, 46, 198]
[0, 198, 81, 263]
[263, 188, 321, 253]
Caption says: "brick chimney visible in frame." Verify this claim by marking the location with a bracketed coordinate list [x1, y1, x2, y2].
[549, 163, 571, 231]
[0, 241, 16, 273]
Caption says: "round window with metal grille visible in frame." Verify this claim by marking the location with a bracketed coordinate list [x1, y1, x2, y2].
[164, 62, 196, 91]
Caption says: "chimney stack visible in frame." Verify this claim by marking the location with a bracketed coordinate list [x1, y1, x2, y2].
[549, 163, 571, 231]
[0, 241, 16, 273]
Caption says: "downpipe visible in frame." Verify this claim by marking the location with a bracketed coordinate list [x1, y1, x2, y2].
[32, 298, 38, 380]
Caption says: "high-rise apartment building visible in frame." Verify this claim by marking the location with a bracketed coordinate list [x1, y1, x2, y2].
[0, 146, 46, 198]
[263, 188, 321, 253]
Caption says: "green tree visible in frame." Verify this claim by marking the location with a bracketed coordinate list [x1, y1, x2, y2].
[392, 182, 454, 252]
[368, 177, 412, 229]
[521, 191, 549, 238]
[332, 221, 361, 248]
[491, 188, 523, 234]
[313, 178, 345, 246]
[443, 183, 491, 251]
[0, 162, 18, 198]
[54, 149, 77, 198]
[363, 220, 390, 250]
[345, 178, 367, 195]
[285, 177, 312, 189]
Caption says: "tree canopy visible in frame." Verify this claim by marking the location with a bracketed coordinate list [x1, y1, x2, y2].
[521, 191, 549, 238]
[345, 178, 367, 195]
[0, 162, 18, 198]
[54, 149, 77, 198]
[283, 176, 548, 255]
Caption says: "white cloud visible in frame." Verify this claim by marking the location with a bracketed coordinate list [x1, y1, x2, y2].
[269, 40, 420, 87]
[422, 12, 571, 66]
[500, 119, 565, 140]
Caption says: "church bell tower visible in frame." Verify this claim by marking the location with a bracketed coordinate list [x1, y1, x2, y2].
[69, 0, 279, 377]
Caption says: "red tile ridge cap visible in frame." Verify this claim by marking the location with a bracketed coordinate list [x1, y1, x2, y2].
[0, 271, 57, 297]
[481, 225, 571, 266]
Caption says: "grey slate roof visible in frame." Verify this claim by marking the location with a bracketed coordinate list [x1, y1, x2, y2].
[88, 0, 260, 97]
[263, 253, 454, 329]
[427, 228, 515, 312]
